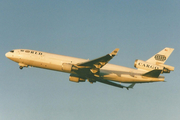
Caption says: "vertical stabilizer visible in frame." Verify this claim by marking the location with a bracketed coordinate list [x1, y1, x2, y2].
[146, 47, 174, 64]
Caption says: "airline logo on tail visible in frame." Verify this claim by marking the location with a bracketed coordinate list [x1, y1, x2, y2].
[147, 47, 174, 64]
[154, 54, 166, 61]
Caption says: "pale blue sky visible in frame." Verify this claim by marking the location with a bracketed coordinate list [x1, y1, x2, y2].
[1, 0, 180, 120]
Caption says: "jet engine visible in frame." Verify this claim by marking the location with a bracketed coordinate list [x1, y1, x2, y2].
[69, 74, 86, 83]
[62, 63, 78, 73]
[134, 59, 174, 73]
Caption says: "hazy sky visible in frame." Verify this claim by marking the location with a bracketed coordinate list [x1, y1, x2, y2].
[1, 0, 180, 120]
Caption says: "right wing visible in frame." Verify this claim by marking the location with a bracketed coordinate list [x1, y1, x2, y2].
[97, 79, 136, 90]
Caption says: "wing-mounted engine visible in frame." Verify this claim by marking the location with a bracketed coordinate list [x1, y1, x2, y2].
[69, 74, 86, 83]
[134, 59, 174, 73]
[62, 63, 78, 73]
[75, 48, 119, 77]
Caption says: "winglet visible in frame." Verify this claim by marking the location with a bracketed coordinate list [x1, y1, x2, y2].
[110, 48, 119, 57]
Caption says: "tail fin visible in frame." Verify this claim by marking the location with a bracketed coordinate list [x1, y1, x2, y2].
[146, 47, 174, 64]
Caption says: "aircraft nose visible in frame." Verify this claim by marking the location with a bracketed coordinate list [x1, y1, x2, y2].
[5, 52, 11, 58]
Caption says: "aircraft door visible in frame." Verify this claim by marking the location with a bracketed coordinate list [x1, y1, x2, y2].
[17, 50, 23, 63]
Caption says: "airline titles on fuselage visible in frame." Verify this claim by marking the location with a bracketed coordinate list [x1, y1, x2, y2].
[137, 62, 162, 70]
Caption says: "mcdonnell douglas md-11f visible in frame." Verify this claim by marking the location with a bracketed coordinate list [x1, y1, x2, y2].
[5, 47, 174, 89]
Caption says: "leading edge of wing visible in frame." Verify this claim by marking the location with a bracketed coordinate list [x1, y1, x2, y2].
[76, 48, 119, 68]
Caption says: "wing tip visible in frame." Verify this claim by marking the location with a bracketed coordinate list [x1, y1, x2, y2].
[110, 48, 119, 56]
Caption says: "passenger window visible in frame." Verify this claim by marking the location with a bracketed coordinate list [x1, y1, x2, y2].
[35, 52, 37, 54]
[31, 51, 34, 54]
[25, 50, 30, 53]
[21, 50, 24, 52]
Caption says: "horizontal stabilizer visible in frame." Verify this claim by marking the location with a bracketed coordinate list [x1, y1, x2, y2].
[143, 70, 162, 78]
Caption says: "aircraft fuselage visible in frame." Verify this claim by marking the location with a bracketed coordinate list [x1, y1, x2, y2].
[5, 49, 165, 83]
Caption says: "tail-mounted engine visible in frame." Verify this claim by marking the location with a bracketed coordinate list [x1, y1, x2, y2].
[134, 59, 174, 73]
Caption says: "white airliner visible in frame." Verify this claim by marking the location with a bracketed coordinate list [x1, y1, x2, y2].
[5, 47, 174, 89]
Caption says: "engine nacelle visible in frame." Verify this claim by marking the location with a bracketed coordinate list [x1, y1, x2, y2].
[62, 63, 78, 73]
[134, 59, 173, 73]
[157, 63, 174, 71]
[134, 59, 164, 71]
[69, 75, 86, 83]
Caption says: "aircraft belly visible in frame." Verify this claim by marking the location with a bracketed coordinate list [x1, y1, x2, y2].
[32, 60, 64, 72]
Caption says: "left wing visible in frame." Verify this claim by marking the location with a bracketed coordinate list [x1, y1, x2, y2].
[71, 48, 135, 89]
[76, 48, 119, 69]
[71, 48, 119, 83]
[74, 48, 119, 76]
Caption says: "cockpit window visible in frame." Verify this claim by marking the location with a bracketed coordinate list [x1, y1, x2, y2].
[10, 50, 14, 53]
[17, 49, 43, 55]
